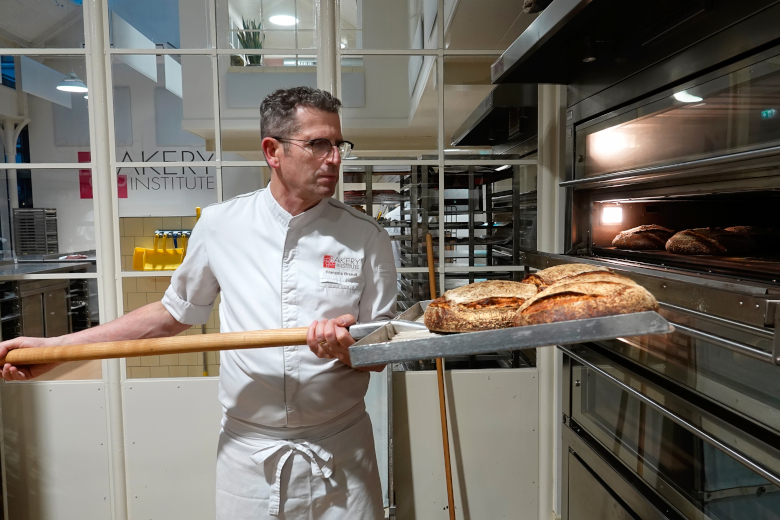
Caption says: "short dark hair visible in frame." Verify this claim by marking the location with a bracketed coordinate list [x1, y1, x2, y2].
[260, 87, 342, 140]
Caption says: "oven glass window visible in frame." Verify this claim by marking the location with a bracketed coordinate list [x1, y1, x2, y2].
[578, 51, 780, 178]
[600, 329, 780, 436]
[578, 365, 780, 519]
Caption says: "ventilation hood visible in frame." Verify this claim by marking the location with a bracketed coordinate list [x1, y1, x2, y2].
[490, 0, 776, 89]
[450, 84, 537, 147]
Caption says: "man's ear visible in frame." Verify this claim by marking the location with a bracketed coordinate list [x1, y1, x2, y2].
[261, 137, 282, 169]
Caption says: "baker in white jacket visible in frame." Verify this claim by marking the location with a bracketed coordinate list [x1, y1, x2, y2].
[0, 87, 397, 520]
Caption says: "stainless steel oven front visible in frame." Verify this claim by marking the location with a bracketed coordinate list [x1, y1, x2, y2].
[545, 19, 780, 520]
[561, 343, 780, 520]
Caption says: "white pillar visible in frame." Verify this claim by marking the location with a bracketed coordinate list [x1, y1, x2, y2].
[536, 83, 566, 520]
[2, 119, 19, 211]
[83, 0, 128, 519]
[316, 0, 338, 93]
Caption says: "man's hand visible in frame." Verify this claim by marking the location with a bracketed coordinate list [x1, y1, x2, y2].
[308, 314, 356, 367]
[1, 336, 65, 381]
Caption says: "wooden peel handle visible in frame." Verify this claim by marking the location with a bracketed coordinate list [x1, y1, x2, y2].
[0, 328, 310, 366]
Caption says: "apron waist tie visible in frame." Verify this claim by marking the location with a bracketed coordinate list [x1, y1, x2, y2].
[250, 440, 334, 516]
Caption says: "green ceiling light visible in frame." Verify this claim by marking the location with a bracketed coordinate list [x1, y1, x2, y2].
[57, 72, 88, 93]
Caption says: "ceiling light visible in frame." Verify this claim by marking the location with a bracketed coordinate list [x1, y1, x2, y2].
[269, 15, 298, 26]
[56, 72, 88, 93]
[495, 165, 511, 171]
[84, 94, 88, 99]
[673, 90, 703, 103]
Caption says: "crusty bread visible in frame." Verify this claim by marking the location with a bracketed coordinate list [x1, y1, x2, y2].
[512, 272, 658, 326]
[725, 226, 780, 254]
[612, 225, 674, 250]
[665, 228, 755, 255]
[424, 280, 539, 332]
[522, 263, 613, 289]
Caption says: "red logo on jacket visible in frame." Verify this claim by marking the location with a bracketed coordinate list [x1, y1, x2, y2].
[323, 255, 336, 268]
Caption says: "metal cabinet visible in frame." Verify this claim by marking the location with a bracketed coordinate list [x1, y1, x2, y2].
[18, 280, 71, 338]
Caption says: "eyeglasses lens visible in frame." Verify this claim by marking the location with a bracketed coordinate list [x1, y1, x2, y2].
[338, 141, 352, 159]
[310, 139, 352, 159]
[311, 139, 331, 157]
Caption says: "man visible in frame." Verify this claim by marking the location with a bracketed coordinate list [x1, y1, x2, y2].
[0, 87, 397, 519]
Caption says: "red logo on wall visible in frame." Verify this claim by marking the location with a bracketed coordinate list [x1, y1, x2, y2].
[78, 151, 127, 199]
[323, 255, 336, 268]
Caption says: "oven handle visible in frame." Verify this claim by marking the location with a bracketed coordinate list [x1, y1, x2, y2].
[559, 345, 780, 489]
[559, 143, 780, 188]
[670, 322, 779, 365]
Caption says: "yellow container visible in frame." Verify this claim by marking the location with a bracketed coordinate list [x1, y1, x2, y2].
[132, 233, 185, 271]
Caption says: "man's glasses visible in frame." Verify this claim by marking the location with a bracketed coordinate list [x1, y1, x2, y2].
[273, 137, 354, 160]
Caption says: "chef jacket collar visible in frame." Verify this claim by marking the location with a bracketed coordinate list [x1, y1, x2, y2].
[262, 183, 329, 230]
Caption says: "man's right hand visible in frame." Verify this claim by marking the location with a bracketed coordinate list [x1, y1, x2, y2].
[1, 336, 64, 381]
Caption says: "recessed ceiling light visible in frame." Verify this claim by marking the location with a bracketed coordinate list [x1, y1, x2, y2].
[57, 72, 88, 93]
[269, 15, 298, 26]
[673, 90, 703, 103]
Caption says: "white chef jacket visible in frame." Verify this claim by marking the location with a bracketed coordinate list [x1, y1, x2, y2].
[161, 186, 397, 428]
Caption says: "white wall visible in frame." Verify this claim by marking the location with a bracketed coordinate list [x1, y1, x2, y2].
[394, 369, 540, 519]
[1, 381, 112, 520]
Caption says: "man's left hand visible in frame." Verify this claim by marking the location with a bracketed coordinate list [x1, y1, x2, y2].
[308, 314, 357, 367]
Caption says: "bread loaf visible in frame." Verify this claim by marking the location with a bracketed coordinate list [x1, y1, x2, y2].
[424, 280, 538, 332]
[724, 226, 780, 254]
[665, 228, 755, 255]
[612, 225, 674, 250]
[522, 263, 613, 289]
[513, 272, 658, 326]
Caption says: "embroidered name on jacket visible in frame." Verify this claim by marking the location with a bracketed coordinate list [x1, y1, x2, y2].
[323, 255, 363, 270]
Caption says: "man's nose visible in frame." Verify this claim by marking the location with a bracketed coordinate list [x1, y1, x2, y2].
[324, 144, 342, 165]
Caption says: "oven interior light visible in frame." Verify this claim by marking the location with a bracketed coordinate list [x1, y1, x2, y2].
[673, 90, 703, 103]
[602, 206, 623, 224]
[589, 126, 634, 159]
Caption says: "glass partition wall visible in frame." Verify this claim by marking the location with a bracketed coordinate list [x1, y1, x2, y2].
[0, 0, 539, 380]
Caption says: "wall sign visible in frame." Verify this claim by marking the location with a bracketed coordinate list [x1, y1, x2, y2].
[79, 151, 127, 199]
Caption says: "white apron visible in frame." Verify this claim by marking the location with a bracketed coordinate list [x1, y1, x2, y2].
[216, 405, 384, 520]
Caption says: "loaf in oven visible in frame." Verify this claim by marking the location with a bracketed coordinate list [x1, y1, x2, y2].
[612, 225, 675, 250]
[665, 227, 756, 255]
[512, 272, 658, 326]
[424, 280, 539, 332]
[521, 263, 613, 289]
[724, 226, 780, 254]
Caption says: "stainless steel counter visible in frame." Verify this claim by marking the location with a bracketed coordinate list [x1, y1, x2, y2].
[0, 262, 92, 277]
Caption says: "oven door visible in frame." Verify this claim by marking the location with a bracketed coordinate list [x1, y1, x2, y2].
[564, 344, 780, 520]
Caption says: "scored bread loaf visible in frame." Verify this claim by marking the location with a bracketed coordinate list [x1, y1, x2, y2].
[612, 225, 674, 250]
[424, 280, 539, 332]
[513, 272, 658, 326]
[665, 228, 756, 255]
[522, 263, 613, 289]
